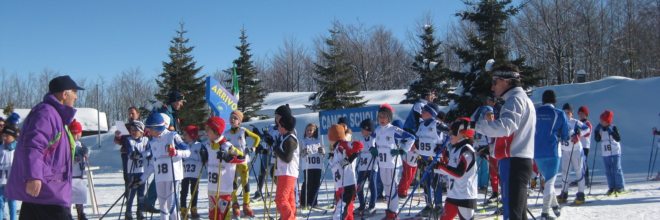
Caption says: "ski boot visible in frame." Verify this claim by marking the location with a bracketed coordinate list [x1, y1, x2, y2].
[615, 188, 625, 194]
[556, 192, 568, 204]
[606, 188, 614, 195]
[432, 204, 444, 217]
[125, 211, 133, 220]
[381, 210, 398, 220]
[486, 191, 500, 204]
[180, 207, 188, 219]
[232, 203, 241, 217]
[531, 177, 537, 189]
[541, 212, 556, 220]
[144, 204, 160, 213]
[136, 211, 145, 220]
[252, 191, 263, 202]
[365, 206, 377, 216]
[552, 205, 561, 217]
[572, 192, 586, 205]
[416, 205, 433, 217]
[377, 195, 386, 202]
[354, 206, 365, 215]
[243, 204, 255, 217]
[190, 206, 201, 219]
[77, 212, 88, 220]
[398, 193, 407, 199]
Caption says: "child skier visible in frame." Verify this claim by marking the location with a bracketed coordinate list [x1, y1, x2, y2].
[415, 103, 448, 217]
[254, 104, 292, 201]
[132, 110, 190, 220]
[434, 118, 478, 220]
[354, 119, 377, 216]
[273, 114, 299, 220]
[124, 121, 150, 220]
[181, 125, 203, 219]
[577, 106, 593, 185]
[0, 125, 18, 220]
[202, 116, 246, 220]
[369, 104, 416, 220]
[328, 124, 363, 220]
[224, 110, 259, 218]
[300, 123, 325, 209]
[557, 103, 590, 204]
[594, 110, 625, 195]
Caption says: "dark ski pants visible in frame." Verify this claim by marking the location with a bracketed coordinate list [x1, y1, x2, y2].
[300, 168, 322, 207]
[180, 177, 199, 208]
[499, 157, 532, 220]
[356, 170, 377, 209]
[583, 148, 590, 184]
[19, 202, 72, 220]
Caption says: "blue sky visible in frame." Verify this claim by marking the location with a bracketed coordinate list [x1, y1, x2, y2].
[0, 1, 517, 81]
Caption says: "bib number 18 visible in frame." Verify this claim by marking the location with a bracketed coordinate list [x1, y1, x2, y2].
[157, 163, 168, 174]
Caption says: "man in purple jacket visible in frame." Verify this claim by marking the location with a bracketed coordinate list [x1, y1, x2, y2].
[5, 75, 84, 220]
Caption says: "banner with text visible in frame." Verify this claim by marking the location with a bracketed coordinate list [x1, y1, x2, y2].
[206, 77, 238, 125]
[318, 106, 380, 135]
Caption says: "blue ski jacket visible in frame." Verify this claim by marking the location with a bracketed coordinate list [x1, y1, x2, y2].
[534, 104, 569, 158]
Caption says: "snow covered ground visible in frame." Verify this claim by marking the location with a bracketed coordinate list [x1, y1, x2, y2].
[70, 76, 660, 219]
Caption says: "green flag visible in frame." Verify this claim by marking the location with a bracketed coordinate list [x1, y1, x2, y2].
[232, 62, 240, 101]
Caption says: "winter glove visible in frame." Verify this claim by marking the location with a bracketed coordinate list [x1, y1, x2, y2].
[477, 146, 490, 159]
[300, 148, 309, 158]
[129, 178, 144, 189]
[318, 146, 326, 156]
[369, 147, 378, 157]
[166, 145, 177, 157]
[390, 149, 406, 156]
[654, 129, 659, 135]
[571, 134, 580, 143]
[263, 133, 275, 146]
[561, 141, 569, 146]
[79, 146, 89, 157]
[217, 150, 235, 163]
[200, 148, 209, 164]
[327, 153, 334, 160]
[417, 156, 428, 167]
[130, 150, 143, 160]
[244, 147, 254, 154]
[339, 158, 351, 167]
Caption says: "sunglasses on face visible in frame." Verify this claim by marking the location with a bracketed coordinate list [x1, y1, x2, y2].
[492, 77, 502, 86]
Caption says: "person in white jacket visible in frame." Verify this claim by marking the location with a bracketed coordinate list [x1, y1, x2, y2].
[557, 103, 590, 205]
[131, 110, 190, 220]
[473, 63, 536, 220]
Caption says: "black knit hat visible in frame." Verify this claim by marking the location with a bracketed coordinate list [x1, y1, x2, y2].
[338, 117, 349, 125]
[542, 90, 557, 104]
[275, 104, 292, 116]
[562, 103, 574, 113]
[279, 114, 296, 131]
[360, 119, 375, 133]
[437, 111, 446, 121]
[2, 125, 18, 138]
[167, 91, 185, 103]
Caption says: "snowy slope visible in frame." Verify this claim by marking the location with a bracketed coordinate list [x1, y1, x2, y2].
[530, 76, 660, 174]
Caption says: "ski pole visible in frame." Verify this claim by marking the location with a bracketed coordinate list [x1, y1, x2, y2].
[169, 150, 180, 219]
[588, 141, 599, 195]
[306, 163, 332, 220]
[119, 159, 137, 220]
[84, 156, 101, 220]
[214, 158, 224, 219]
[647, 128, 656, 180]
[560, 142, 578, 194]
[183, 163, 206, 220]
[395, 142, 447, 218]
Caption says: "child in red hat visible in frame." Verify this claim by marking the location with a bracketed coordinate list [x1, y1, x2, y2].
[435, 118, 478, 220]
[180, 125, 203, 219]
[594, 110, 625, 195]
[69, 119, 90, 220]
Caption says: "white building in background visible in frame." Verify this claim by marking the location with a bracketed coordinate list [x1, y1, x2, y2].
[0, 108, 108, 136]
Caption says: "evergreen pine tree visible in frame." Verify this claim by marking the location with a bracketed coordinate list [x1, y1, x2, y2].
[3, 103, 14, 117]
[401, 24, 453, 106]
[156, 22, 207, 127]
[447, 0, 541, 120]
[231, 28, 267, 121]
[309, 25, 367, 111]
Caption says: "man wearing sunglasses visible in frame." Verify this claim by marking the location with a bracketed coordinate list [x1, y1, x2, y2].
[471, 63, 536, 220]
